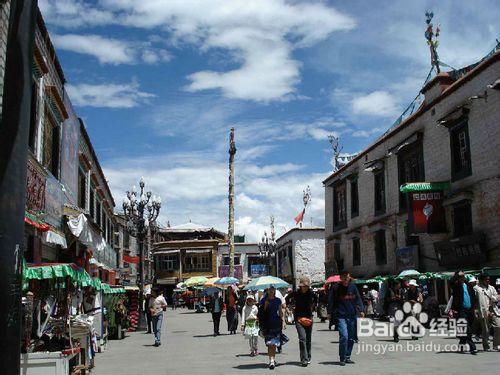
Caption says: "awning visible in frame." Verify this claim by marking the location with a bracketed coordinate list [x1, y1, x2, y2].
[43, 230, 68, 248]
[387, 132, 421, 156]
[437, 105, 469, 128]
[399, 181, 450, 193]
[153, 249, 180, 255]
[25, 211, 49, 232]
[157, 278, 177, 285]
[363, 159, 384, 172]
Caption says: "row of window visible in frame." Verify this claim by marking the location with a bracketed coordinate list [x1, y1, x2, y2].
[333, 230, 388, 270]
[156, 253, 212, 272]
[332, 121, 472, 231]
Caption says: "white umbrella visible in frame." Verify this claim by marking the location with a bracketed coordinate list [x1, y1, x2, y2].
[398, 269, 420, 277]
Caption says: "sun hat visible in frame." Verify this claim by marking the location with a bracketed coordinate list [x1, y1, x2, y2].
[246, 294, 255, 301]
[468, 276, 477, 283]
[408, 279, 418, 287]
[363, 285, 369, 289]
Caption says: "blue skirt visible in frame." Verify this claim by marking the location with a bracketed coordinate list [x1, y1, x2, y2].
[264, 327, 282, 347]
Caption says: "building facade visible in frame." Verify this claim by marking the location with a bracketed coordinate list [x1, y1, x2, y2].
[324, 50, 500, 278]
[276, 227, 325, 287]
[152, 223, 225, 294]
[217, 243, 268, 282]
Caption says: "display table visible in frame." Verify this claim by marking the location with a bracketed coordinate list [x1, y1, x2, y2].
[20, 351, 78, 375]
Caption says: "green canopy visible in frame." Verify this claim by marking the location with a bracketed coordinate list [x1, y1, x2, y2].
[399, 181, 450, 193]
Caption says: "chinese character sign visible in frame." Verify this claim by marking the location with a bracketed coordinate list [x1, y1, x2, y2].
[409, 191, 446, 234]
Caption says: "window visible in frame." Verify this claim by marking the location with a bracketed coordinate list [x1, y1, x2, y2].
[42, 107, 60, 178]
[398, 143, 424, 210]
[157, 254, 179, 271]
[374, 169, 386, 216]
[334, 242, 341, 262]
[352, 238, 361, 266]
[123, 231, 130, 249]
[89, 187, 95, 218]
[333, 180, 347, 229]
[453, 201, 473, 237]
[223, 255, 240, 266]
[374, 230, 387, 265]
[350, 177, 359, 218]
[95, 200, 101, 227]
[28, 81, 39, 151]
[78, 168, 87, 209]
[185, 253, 211, 271]
[450, 121, 472, 181]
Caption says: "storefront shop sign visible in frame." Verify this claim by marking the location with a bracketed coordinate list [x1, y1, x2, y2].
[409, 191, 446, 234]
[250, 264, 268, 277]
[219, 265, 243, 279]
[434, 233, 486, 267]
[26, 160, 45, 212]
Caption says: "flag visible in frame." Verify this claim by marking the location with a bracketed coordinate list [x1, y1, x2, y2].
[294, 208, 305, 224]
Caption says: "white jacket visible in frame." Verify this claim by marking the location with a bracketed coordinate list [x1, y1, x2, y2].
[474, 284, 499, 319]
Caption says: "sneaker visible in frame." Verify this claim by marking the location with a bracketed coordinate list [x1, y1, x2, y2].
[345, 358, 355, 364]
[339, 361, 346, 366]
[301, 361, 308, 367]
[307, 360, 311, 365]
[269, 360, 275, 370]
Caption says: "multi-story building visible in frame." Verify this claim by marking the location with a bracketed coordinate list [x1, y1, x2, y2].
[152, 223, 225, 296]
[114, 214, 139, 286]
[217, 242, 268, 282]
[275, 227, 325, 288]
[324, 50, 500, 280]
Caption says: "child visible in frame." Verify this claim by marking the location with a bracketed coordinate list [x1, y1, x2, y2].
[241, 294, 259, 356]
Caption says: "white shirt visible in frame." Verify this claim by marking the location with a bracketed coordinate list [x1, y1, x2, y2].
[151, 295, 167, 316]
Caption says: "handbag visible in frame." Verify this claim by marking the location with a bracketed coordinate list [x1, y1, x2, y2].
[298, 317, 313, 327]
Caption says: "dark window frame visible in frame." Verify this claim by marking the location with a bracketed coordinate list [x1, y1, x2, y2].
[352, 238, 361, 266]
[333, 180, 347, 230]
[374, 168, 386, 216]
[398, 141, 425, 211]
[449, 120, 472, 181]
[350, 176, 359, 218]
[374, 230, 387, 265]
[452, 200, 473, 238]
[28, 80, 39, 151]
[78, 167, 87, 210]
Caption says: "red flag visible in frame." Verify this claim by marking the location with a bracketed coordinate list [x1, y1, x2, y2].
[294, 208, 305, 224]
[123, 255, 139, 264]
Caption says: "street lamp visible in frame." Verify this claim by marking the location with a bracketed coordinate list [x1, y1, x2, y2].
[258, 216, 277, 276]
[122, 177, 161, 330]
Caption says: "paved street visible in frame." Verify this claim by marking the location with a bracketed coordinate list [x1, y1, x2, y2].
[93, 310, 499, 374]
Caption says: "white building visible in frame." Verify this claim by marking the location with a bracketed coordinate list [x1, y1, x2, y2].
[275, 227, 325, 287]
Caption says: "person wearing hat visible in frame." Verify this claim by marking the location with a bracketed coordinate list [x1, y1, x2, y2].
[241, 294, 260, 356]
[285, 276, 317, 366]
[474, 273, 500, 351]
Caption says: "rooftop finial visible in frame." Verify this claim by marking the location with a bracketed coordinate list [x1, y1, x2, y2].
[425, 10, 440, 73]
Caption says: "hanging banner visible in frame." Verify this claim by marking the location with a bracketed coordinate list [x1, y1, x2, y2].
[123, 255, 140, 264]
[409, 191, 446, 233]
[59, 96, 80, 205]
[26, 160, 45, 212]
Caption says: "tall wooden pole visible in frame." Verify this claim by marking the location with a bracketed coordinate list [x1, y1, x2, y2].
[228, 128, 236, 277]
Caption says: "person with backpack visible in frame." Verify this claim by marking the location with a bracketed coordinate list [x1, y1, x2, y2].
[328, 270, 364, 366]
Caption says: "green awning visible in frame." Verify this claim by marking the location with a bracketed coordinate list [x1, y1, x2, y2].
[399, 181, 450, 193]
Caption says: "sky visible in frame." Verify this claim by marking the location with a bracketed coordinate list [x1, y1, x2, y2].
[39, 0, 500, 241]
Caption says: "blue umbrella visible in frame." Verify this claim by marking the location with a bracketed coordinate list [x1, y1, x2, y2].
[215, 277, 239, 285]
[202, 287, 222, 296]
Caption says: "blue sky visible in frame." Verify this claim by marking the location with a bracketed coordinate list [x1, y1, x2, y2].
[40, 0, 499, 240]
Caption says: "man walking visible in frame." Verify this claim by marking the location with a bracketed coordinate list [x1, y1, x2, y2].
[150, 289, 168, 347]
[328, 271, 364, 366]
[210, 291, 223, 336]
[450, 271, 477, 354]
[474, 273, 500, 351]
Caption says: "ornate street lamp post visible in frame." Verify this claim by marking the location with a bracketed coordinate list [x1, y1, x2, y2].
[122, 177, 161, 330]
[258, 216, 277, 276]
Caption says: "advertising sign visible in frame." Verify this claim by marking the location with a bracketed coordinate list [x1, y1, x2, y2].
[395, 246, 419, 273]
[409, 191, 446, 234]
[219, 265, 243, 279]
[250, 264, 268, 277]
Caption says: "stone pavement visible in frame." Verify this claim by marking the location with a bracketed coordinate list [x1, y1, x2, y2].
[92, 309, 499, 375]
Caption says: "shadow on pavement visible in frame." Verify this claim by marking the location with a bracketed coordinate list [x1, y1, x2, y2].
[319, 361, 344, 366]
[193, 333, 229, 338]
[233, 363, 270, 370]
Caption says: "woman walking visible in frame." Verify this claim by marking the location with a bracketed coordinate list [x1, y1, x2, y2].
[241, 295, 259, 356]
[286, 277, 317, 367]
[259, 285, 285, 370]
[226, 286, 239, 334]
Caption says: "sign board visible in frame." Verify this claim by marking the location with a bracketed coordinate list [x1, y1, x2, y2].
[434, 233, 486, 267]
[250, 264, 267, 277]
[219, 265, 243, 279]
[26, 160, 45, 212]
[409, 191, 446, 233]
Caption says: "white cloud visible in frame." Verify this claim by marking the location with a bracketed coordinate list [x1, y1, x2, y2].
[351, 90, 399, 117]
[51, 34, 172, 65]
[104, 151, 326, 241]
[66, 81, 155, 108]
[42, 0, 355, 101]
